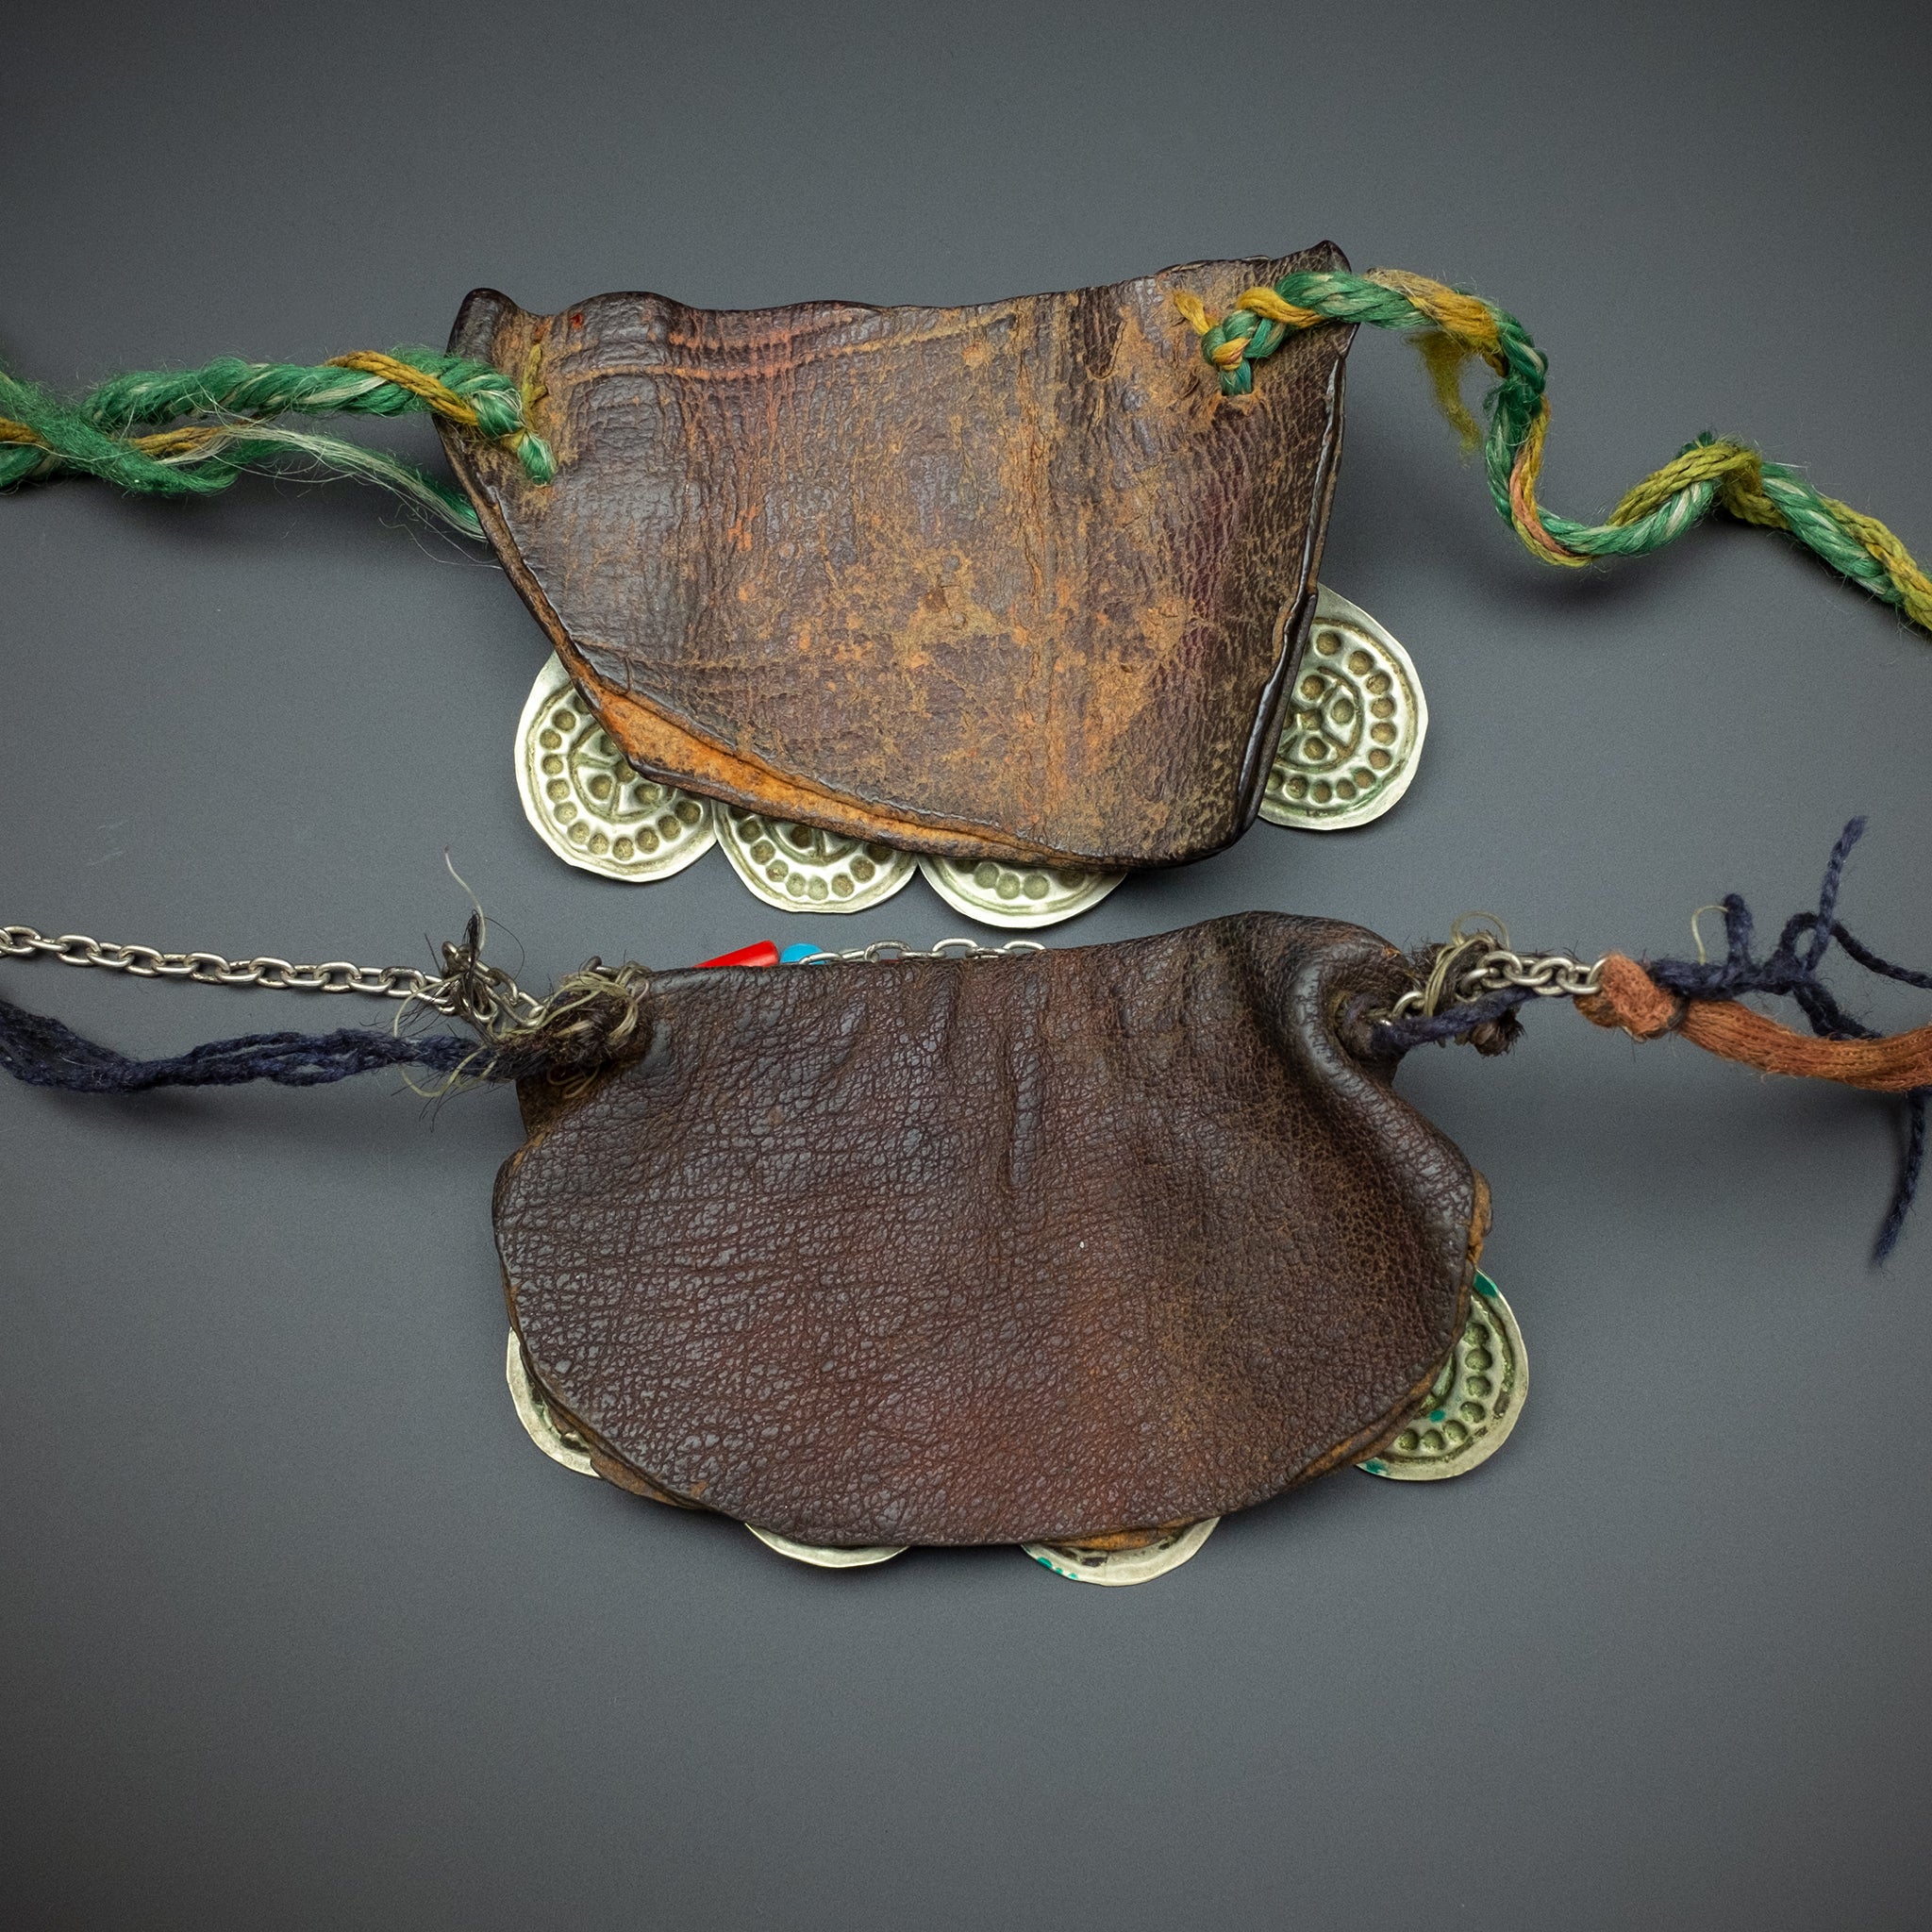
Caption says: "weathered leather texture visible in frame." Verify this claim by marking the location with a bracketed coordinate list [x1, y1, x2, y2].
[494, 915, 1485, 1547]
[442, 250, 1354, 868]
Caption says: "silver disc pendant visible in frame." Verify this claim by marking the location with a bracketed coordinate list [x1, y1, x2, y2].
[516, 655, 718, 881]
[1024, 1518, 1218, 1586]
[1260, 586, 1427, 831]
[505, 1331, 598, 1478]
[1357, 1273, 1526, 1480]
[745, 1525, 908, 1569]
[919, 856, 1124, 929]
[717, 807, 917, 913]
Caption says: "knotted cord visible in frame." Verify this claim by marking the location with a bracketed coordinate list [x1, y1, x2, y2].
[1373, 820, 1928, 1258]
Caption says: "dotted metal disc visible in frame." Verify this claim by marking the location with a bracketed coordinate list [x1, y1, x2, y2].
[717, 807, 917, 913]
[919, 856, 1124, 929]
[1023, 1518, 1218, 1586]
[505, 1331, 598, 1478]
[1260, 586, 1427, 831]
[516, 655, 717, 880]
[1357, 1273, 1526, 1481]
[745, 1525, 908, 1569]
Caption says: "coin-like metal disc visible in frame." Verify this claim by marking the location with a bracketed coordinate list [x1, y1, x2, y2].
[745, 1525, 909, 1568]
[919, 856, 1125, 929]
[1023, 1518, 1219, 1586]
[716, 807, 917, 912]
[505, 1331, 599, 1477]
[1260, 586, 1427, 831]
[517, 655, 717, 880]
[1357, 1273, 1526, 1481]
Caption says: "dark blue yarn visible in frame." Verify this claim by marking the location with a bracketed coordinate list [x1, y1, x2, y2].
[1374, 984, 1534, 1050]
[1374, 819, 1928, 1260]
[0, 993, 476, 1093]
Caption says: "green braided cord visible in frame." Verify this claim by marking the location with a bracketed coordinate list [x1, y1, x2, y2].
[1196, 270, 1930, 632]
[0, 348, 554, 538]
[1202, 275, 1552, 535]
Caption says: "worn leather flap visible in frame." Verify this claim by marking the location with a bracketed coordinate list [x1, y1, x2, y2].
[494, 915, 1482, 1547]
[443, 250, 1353, 868]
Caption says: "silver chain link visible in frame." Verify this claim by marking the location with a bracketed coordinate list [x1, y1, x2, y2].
[0, 923, 1044, 1018]
[8, 913, 1593, 1029]
[1386, 916, 1605, 1021]
[0, 923, 469, 1013]
[797, 937, 1045, 964]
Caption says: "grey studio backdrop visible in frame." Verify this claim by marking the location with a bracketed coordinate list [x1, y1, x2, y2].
[3, 4, 1928, 1927]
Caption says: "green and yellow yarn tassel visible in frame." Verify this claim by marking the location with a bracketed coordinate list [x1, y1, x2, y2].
[1174, 270, 1932, 635]
[0, 347, 552, 539]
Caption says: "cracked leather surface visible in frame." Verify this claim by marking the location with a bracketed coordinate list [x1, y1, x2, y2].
[494, 915, 1484, 1547]
[442, 250, 1353, 868]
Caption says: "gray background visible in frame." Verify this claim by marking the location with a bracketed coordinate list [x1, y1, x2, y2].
[4, 2, 1929, 1925]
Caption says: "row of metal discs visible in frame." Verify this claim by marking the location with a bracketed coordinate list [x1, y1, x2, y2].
[516, 588, 1429, 929]
[506, 1274, 1524, 1587]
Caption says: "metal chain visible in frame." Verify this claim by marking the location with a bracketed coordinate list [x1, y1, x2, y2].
[797, 937, 1046, 964]
[0, 922, 1040, 1022]
[1386, 916, 1605, 1021]
[0, 922, 471, 1013]
[5, 910, 1598, 1041]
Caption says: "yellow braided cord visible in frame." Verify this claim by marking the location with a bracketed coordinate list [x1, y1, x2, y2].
[1363, 269, 1505, 362]
[126, 425, 229, 460]
[1505, 400, 1586, 565]
[1826, 497, 1932, 630]
[1412, 330, 1485, 452]
[1610, 441, 1774, 528]
[517, 341, 549, 424]
[1170, 291, 1215, 338]
[325, 351, 483, 428]
[1233, 286, 1325, 329]
[1170, 265, 1929, 632]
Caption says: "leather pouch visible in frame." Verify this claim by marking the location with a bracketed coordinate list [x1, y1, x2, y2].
[442, 248, 1354, 870]
[496, 913, 1487, 1547]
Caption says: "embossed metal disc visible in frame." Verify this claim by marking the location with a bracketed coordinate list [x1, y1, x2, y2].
[517, 655, 718, 880]
[505, 1331, 598, 1477]
[1023, 1518, 1218, 1586]
[918, 856, 1125, 929]
[745, 1525, 909, 1569]
[1357, 1273, 1526, 1481]
[1260, 585, 1428, 831]
[717, 807, 917, 913]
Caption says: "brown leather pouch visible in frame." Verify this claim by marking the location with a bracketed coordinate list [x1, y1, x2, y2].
[495, 914, 1486, 1548]
[442, 248, 1354, 870]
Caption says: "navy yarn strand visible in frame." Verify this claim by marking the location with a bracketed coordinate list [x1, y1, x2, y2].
[0, 992, 474, 1093]
[1882, 1094, 1929, 1260]
[1371, 983, 1537, 1049]
[1801, 816, 1865, 972]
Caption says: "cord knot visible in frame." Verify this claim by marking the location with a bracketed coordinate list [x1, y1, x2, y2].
[1575, 953, 1681, 1039]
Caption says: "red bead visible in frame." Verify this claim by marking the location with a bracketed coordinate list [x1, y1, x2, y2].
[692, 941, 781, 970]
